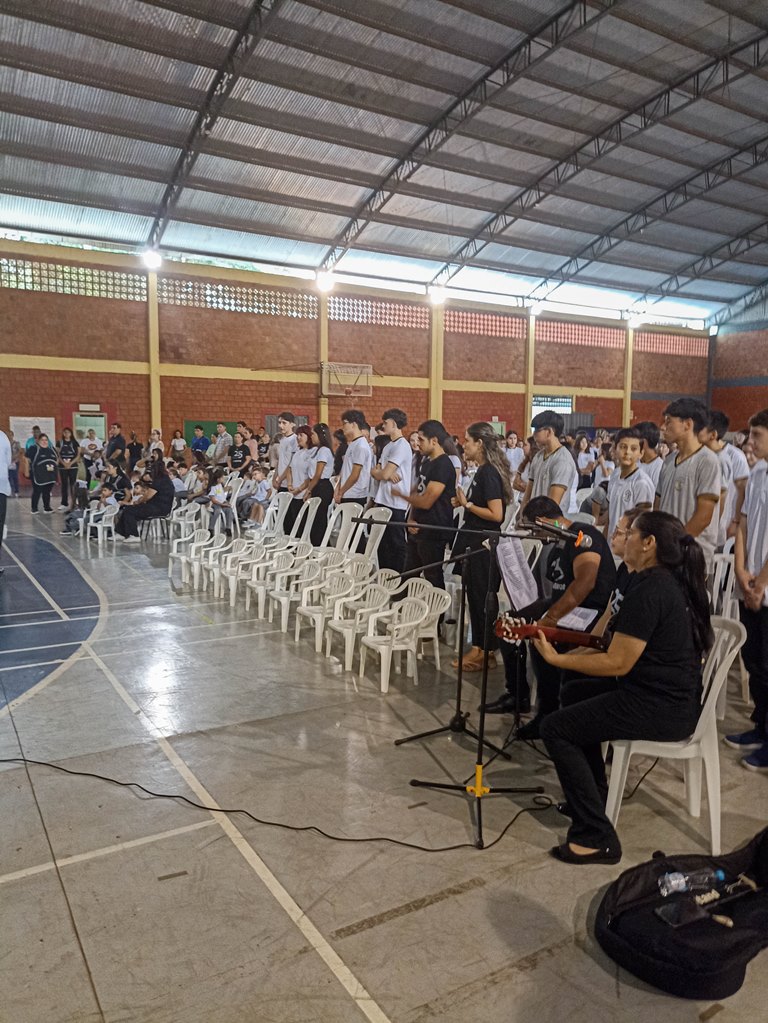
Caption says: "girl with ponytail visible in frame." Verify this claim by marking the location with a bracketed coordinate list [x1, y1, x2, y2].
[450, 422, 511, 671]
[529, 510, 713, 866]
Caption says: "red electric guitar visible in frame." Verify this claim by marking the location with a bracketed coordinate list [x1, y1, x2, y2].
[494, 615, 609, 651]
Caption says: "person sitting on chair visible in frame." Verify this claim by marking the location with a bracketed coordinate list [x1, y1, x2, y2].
[488, 495, 616, 730]
[535, 511, 712, 865]
[115, 461, 174, 545]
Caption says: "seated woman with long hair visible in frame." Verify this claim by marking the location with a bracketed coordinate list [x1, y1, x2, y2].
[534, 511, 713, 865]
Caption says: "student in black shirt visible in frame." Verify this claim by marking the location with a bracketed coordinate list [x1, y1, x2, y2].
[127, 433, 143, 472]
[227, 432, 252, 475]
[116, 462, 175, 543]
[104, 423, 127, 466]
[57, 427, 80, 511]
[27, 434, 58, 513]
[451, 421, 511, 671]
[391, 419, 456, 590]
[535, 511, 712, 864]
[493, 495, 617, 726]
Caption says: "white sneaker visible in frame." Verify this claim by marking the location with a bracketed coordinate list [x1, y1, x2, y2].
[122, 536, 141, 545]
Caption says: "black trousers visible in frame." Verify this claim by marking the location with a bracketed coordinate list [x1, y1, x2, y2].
[31, 482, 54, 512]
[462, 544, 500, 650]
[375, 506, 408, 572]
[59, 467, 78, 506]
[404, 533, 446, 590]
[739, 601, 768, 738]
[309, 478, 333, 547]
[116, 502, 166, 537]
[283, 498, 301, 535]
[541, 677, 699, 850]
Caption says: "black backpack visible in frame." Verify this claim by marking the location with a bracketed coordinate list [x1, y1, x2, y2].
[595, 828, 768, 1000]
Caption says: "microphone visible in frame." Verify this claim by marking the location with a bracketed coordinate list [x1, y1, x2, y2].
[533, 517, 593, 548]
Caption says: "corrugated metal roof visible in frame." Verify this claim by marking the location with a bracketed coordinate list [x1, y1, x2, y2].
[2, 0, 768, 320]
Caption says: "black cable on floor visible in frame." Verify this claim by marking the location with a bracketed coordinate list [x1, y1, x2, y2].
[0, 756, 554, 853]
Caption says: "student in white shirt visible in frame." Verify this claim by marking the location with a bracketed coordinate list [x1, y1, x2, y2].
[593, 443, 615, 488]
[521, 410, 577, 517]
[207, 469, 233, 533]
[635, 421, 663, 493]
[371, 408, 413, 571]
[698, 410, 733, 548]
[504, 430, 525, 475]
[272, 412, 298, 494]
[704, 411, 750, 541]
[727, 407, 768, 770]
[574, 434, 595, 488]
[294, 423, 335, 546]
[335, 410, 373, 507]
[603, 428, 655, 541]
[655, 398, 721, 566]
[286, 425, 313, 534]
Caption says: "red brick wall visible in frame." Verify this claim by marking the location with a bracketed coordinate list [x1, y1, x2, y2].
[713, 329, 766, 379]
[711, 386, 768, 430]
[328, 322, 429, 378]
[0, 288, 148, 362]
[0, 369, 151, 438]
[442, 391, 526, 437]
[160, 378, 319, 439]
[630, 398, 668, 426]
[533, 320, 625, 388]
[158, 301, 318, 370]
[632, 351, 707, 394]
[580, 397, 623, 428]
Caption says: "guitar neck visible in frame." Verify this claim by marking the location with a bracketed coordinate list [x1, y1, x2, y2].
[494, 620, 607, 650]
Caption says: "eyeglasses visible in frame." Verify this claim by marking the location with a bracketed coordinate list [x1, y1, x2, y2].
[612, 527, 629, 537]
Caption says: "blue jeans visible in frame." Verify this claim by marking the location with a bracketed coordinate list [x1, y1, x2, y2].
[8, 466, 19, 495]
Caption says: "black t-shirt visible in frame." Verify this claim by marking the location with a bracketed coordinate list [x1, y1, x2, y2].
[413, 453, 456, 539]
[28, 444, 59, 485]
[105, 434, 126, 462]
[108, 470, 131, 500]
[127, 441, 143, 469]
[58, 439, 79, 463]
[613, 565, 702, 705]
[461, 463, 506, 546]
[229, 445, 249, 469]
[545, 522, 616, 611]
[146, 474, 175, 515]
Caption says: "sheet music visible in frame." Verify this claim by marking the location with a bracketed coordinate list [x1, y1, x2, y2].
[495, 536, 538, 611]
[556, 606, 598, 632]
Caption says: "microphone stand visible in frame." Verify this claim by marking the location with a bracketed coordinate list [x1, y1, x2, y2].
[352, 516, 546, 848]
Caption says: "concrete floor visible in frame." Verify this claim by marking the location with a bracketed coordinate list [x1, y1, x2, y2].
[1, 498, 766, 1023]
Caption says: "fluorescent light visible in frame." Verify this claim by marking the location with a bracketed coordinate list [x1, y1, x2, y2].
[315, 270, 335, 292]
[428, 285, 446, 305]
[141, 248, 162, 269]
[529, 302, 544, 317]
[709, 325, 719, 337]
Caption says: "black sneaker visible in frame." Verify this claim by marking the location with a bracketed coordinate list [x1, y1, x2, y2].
[481, 694, 531, 715]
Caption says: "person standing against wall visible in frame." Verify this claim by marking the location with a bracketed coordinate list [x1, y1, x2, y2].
[26, 434, 58, 513]
[0, 429, 11, 574]
[8, 431, 21, 498]
[57, 427, 80, 511]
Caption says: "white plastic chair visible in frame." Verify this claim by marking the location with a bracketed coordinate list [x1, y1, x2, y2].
[286, 497, 321, 544]
[320, 503, 360, 552]
[91, 505, 118, 547]
[359, 597, 429, 694]
[168, 527, 208, 579]
[605, 617, 746, 855]
[254, 491, 292, 540]
[245, 550, 294, 618]
[169, 503, 201, 542]
[571, 511, 596, 526]
[295, 573, 355, 652]
[347, 506, 393, 563]
[219, 541, 266, 605]
[575, 487, 594, 507]
[191, 533, 227, 589]
[204, 537, 250, 594]
[415, 588, 452, 671]
[268, 559, 323, 633]
[374, 567, 402, 593]
[325, 583, 391, 670]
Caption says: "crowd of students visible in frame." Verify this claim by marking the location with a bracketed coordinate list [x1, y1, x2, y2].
[0, 396, 766, 867]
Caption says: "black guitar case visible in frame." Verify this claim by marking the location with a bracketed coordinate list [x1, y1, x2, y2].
[594, 827, 768, 999]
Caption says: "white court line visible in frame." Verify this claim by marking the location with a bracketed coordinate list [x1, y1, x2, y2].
[0, 657, 94, 674]
[0, 820, 216, 887]
[6, 533, 393, 1023]
[4, 545, 68, 620]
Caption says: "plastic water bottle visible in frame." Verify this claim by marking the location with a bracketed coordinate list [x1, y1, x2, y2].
[658, 868, 726, 897]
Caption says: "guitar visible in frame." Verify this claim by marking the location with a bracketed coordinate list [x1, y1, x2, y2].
[494, 616, 608, 650]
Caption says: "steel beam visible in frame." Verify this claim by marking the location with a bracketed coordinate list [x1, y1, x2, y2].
[430, 30, 768, 286]
[709, 279, 768, 326]
[146, 0, 285, 250]
[529, 131, 768, 300]
[319, 0, 619, 271]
